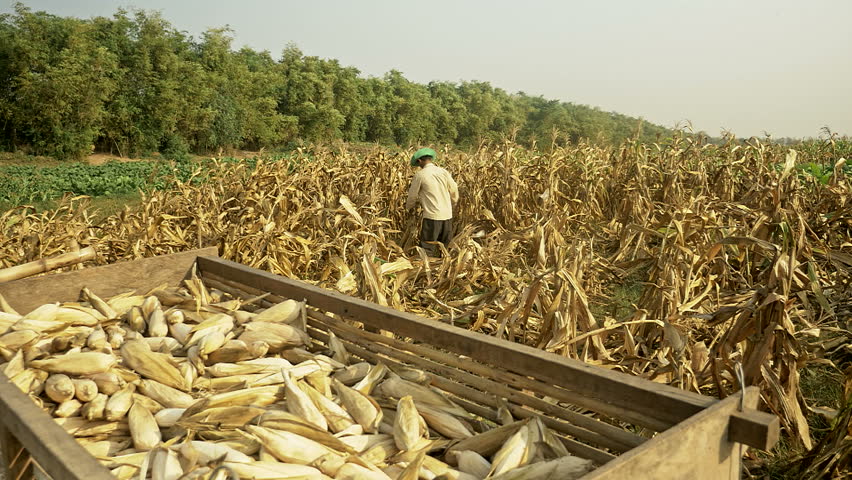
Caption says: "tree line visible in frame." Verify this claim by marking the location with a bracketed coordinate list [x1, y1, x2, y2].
[0, 4, 674, 160]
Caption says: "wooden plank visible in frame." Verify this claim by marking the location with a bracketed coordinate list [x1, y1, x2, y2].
[210, 268, 667, 433]
[0, 421, 35, 479]
[304, 306, 660, 440]
[0, 247, 218, 314]
[309, 325, 617, 466]
[205, 273, 649, 449]
[581, 387, 761, 480]
[305, 313, 645, 452]
[197, 256, 713, 429]
[728, 410, 779, 451]
[202, 260, 777, 452]
[0, 373, 114, 480]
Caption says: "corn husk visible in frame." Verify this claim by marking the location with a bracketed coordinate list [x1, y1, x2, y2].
[82, 287, 118, 319]
[455, 450, 491, 479]
[154, 408, 186, 428]
[378, 375, 467, 416]
[105, 383, 136, 421]
[177, 440, 253, 464]
[149, 288, 190, 308]
[416, 403, 473, 440]
[142, 296, 161, 318]
[185, 314, 234, 347]
[127, 306, 146, 333]
[326, 331, 350, 365]
[284, 369, 328, 431]
[88, 371, 125, 395]
[180, 405, 266, 429]
[73, 378, 99, 402]
[54, 398, 82, 417]
[106, 325, 126, 349]
[2, 349, 25, 379]
[335, 463, 393, 480]
[204, 339, 249, 364]
[232, 310, 255, 325]
[45, 374, 75, 403]
[239, 356, 295, 369]
[182, 385, 281, 416]
[353, 363, 388, 395]
[145, 336, 182, 353]
[0, 317, 19, 337]
[397, 450, 427, 480]
[488, 424, 531, 477]
[107, 294, 145, 317]
[138, 379, 195, 408]
[198, 331, 227, 356]
[31, 352, 116, 376]
[132, 393, 165, 414]
[332, 362, 371, 385]
[86, 326, 107, 351]
[393, 395, 428, 451]
[214, 437, 260, 456]
[391, 366, 432, 385]
[333, 378, 382, 433]
[186, 345, 205, 375]
[222, 461, 326, 480]
[245, 425, 337, 465]
[129, 401, 161, 450]
[55, 417, 129, 437]
[80, 437, 131, 458]
[489, 455, 594, 480]
[20, 303, 60, 322]
[54, 306, 103, 326]
[302, 382, 355, 433]
[238, 321, 310, 352]
[362, 436, 400, 465]
[528, 416, 569, 460]
[305, 369, 332, 397]
[151, 447, 183, 480]
[82, 393, 108, 420]
[0, 329, 39, 350]
[120, 340, 187, 391]
[206, 362, 270, 377]
[257, 411, 356, 454]
[253, 299, 302, 324]
[338, 434, 393, 453]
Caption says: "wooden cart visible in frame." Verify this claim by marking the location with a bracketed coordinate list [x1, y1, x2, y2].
[0, 249, 779, 479]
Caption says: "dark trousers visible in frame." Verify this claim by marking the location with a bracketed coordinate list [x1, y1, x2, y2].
[420, 218, 453, 256]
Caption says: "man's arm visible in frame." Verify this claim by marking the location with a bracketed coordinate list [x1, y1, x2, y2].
[405, 174, 421, 210]
[447, 172, 459, 204]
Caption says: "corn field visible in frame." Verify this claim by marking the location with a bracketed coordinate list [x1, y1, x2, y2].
[2, 137, 850, 477]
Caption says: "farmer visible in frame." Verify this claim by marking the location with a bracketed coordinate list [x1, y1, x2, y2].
[405, 147, 459, 257]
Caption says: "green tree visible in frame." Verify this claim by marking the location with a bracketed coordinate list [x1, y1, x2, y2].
[0, 4, 116, 159]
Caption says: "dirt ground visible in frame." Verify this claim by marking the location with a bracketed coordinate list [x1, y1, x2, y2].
[84, 150, 264, 165]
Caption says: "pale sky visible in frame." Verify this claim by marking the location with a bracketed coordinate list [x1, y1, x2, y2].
[3, 0, 851, 139]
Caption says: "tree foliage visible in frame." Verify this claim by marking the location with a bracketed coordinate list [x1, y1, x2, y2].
[0, 4, 675, 159]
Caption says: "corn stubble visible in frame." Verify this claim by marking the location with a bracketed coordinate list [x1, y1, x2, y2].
[1, 138, 850, 474]
[0, 283, 592, 479]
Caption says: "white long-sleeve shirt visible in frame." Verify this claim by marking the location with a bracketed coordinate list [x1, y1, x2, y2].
[405, 163, 459, 220]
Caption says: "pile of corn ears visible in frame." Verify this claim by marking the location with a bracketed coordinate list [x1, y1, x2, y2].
[0, 276, 594, 480]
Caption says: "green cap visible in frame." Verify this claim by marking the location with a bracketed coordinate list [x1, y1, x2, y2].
[410, 147, 437, 166]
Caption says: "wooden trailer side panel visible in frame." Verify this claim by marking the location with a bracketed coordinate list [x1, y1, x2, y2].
[0, 247, 218, 314]
[0, 373, 114, 480]
[581, 388, 760, 480]
[197, 257, 716, 428]
[197, 256, 778, 453]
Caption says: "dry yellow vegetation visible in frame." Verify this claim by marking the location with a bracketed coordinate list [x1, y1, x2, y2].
[2, 137, 850, 476]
